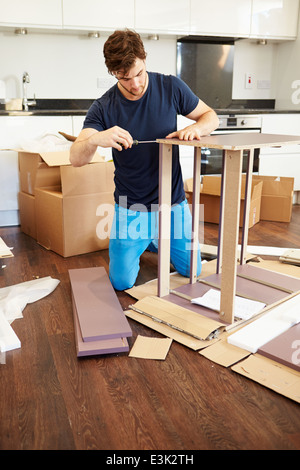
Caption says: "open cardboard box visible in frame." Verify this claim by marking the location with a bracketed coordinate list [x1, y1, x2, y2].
[18, 149, 115, 257]
[184, 174, 263, 228]
[252, 175, 294, 222]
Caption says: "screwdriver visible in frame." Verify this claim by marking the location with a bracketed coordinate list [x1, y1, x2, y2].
[132, 140, 157, 145]
[118, 139, 157, 147]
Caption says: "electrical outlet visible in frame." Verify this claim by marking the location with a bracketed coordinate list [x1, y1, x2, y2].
[245, 73, 253, 89]
[257, 79, 271, 89]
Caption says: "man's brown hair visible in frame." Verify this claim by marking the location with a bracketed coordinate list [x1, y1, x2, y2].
[103, 29, 147, 75]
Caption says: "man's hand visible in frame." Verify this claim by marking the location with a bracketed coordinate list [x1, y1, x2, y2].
[166, 123, 202, 141]
[70, 126, 133, 167]
[89, 126, 133, 151]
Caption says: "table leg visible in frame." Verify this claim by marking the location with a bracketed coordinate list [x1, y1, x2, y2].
[219, 149, 243, 323]
[190, 146, 202, 283]
[158, 143, 173, 297]
[240, 149, 254, 265]
[217, 150, 226, 274]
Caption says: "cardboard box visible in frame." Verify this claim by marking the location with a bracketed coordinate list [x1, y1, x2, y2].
[184, 175, 262, 228]
[18, 150, 115, 257]
[18, 150, 105, 195]
[35, 187, 114, 257]
[252, 175, 294, 222]
[18, 191, 37, 240]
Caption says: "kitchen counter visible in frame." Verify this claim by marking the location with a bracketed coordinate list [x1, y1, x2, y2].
[0, 98, 299, 116]
[0, 99, 93, 116]
[216, 108, 300, 115]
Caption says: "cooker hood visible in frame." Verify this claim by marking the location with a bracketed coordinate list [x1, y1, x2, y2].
[177, 36, 237, 109]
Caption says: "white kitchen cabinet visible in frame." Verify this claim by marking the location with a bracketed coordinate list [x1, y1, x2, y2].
[250, 0, 299, 40]
[0, 115, 73, 226]
[135, 0, 190, 34]
[190, 0, 252, 37]
[259, 113, 300, 191]
[62, 0, 134, 31]
[0, 0, 62, 28]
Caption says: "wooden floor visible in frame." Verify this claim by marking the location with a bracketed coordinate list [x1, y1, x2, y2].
[1, 206, 300, 451]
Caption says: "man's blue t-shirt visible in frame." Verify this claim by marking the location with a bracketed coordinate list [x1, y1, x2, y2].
[83, 72, 199, 210]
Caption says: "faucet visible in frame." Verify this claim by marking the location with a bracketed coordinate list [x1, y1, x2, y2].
[22, 72, 36, 111]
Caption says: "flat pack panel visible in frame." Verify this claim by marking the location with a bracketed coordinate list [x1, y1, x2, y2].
[157, 134, 300, 150]
[227, 293, 300, 353]
[258, 323, 300, 372]
[69, 267, 132, 342]
[72, 294, 129, 357]
[200, 264, 300, 306]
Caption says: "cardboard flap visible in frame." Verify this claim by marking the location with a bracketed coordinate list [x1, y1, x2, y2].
[38, 150, 105, 167]
[132, 296, 225, 341]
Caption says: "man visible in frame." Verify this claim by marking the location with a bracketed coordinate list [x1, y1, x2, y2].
[70, 29, 219, 290]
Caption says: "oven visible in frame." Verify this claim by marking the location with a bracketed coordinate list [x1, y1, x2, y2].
[203, 114, 262, 174]
[178, 114, 262, 180]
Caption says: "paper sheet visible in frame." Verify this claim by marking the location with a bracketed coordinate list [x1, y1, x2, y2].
[0, 238, 13, 258]
[191, 289, 266, 320]
[129, 335, 172, 360]
[0, 276, 60, 352]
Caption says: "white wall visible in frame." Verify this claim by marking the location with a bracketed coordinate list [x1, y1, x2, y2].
[232, 39, 277, 100]
[0, 31, 176, 100]
[0, 29, 292, 105]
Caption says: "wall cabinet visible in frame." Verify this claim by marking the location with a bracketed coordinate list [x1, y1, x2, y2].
[62, 0, 134, 31]
[259, 113, 300, 191]
[0, 116, 73, 227]
[250, 0, 299, 40]
[0, 0, 62, 28]
[190, 0, 252, 37]
[0, 0, 298, 40]
[135, 0, 190, 34]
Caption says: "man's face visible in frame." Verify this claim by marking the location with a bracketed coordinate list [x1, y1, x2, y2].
[115, 59, 147, 99]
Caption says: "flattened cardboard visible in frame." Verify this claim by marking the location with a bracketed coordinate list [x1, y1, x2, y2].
[129, 335, 172, 360]
[258, 323, 300, 372]
[231, 354, 300, 403]
[69, 267, 132, 342]
[131, 296, 225, 341]
[199, 338, 251, 367]
[72, 293, 129, 357]
[125, 309, 218, 350]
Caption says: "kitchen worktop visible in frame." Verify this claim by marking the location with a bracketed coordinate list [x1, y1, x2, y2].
[0, 99, 93, 116]
[0, 98, 299, 116]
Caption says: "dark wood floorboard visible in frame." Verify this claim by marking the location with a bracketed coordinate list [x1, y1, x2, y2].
[0, 206, 300, 450]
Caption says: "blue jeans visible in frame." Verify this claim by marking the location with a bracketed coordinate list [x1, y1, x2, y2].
[109, 199, 201, 290]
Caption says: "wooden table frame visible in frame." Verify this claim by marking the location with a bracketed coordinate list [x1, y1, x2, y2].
[157, 133, 300, 324]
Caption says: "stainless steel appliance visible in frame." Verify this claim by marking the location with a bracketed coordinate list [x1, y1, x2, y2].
[178, 114, 262, 180]
[202, 114, 262, 174]
[177, 38, 235, 109]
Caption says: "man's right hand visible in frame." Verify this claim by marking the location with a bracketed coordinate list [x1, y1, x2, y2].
[89, 126, 133, 151]
[70, 126, 133, 166]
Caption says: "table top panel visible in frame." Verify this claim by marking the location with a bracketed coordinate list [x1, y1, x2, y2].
[157, 133, 300, 150]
